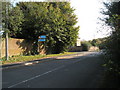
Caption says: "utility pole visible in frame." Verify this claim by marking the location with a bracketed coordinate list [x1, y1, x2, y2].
[0, 31, 4, 59]
[0, 3, 1, 90]
[0, 1, 3, 59]
[5, 31, 8, 60]
[5, 1, 9, 60]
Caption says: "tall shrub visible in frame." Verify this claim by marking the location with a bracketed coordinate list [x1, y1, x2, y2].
[102, 1, 120, 76]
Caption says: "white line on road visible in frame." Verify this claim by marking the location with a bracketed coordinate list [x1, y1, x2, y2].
[8, 65, 65, 88]
[8, 52, 100, 88]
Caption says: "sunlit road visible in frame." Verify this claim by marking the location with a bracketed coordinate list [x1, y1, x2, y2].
[2, 51, 104, 88]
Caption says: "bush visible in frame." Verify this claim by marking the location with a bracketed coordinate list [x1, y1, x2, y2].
[81, 41, 92, 51]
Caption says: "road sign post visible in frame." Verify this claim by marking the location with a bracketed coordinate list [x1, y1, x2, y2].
[38, 35, 46, 54]
[38, 39, 46, 42]
[38, 35, 46, 42]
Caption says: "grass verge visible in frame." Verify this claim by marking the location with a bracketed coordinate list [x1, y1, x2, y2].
[1, 52, 76, 65]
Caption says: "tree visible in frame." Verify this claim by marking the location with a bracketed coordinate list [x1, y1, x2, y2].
[8, 6, 24, 37]
[90, 39, 97, 46]
[2, 2, 11, 35]
[45, 2, 79, 54]
[12, 2, 79, 54]
[101, 1, 120, 76]
[16, 2, 50, 54]
[88, 38, 107, 49]
[81, 41, 92, 51]
[2, 2, 24, 37]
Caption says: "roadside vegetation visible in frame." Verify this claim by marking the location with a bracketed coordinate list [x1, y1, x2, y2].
[99, 1, 120, 88]
[81, 41, 92, 51]
[2, 2, 79, 55]
[81, 1, 120, 87]
[1, 1, 120, 88]
[88, 38, 107, 50]
[1, 52, 76, 65]
[81, 37, 106, 51]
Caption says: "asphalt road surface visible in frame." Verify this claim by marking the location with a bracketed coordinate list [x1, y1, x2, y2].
[2, 51, 104, 88]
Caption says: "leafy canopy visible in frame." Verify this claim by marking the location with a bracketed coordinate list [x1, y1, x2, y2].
[3, 2, 79, 54]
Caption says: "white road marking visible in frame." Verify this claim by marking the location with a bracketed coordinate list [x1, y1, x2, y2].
[8, 65, 65, 88]
[24, 63, 33, 65]
[8, 52, 99, 88]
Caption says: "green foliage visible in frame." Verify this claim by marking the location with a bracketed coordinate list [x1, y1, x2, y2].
[1, 52, 76, 65]
[2, 2, 11, 36]
[5, 2, 79, 54]
[81, 41, 92, 51]
[89, 39, 98, 46]
[102, 1, 120, 77]
[88, 37, 107, 49]
[102, 2, 120, 29]
[8, 6, 24, 37]
[44, 2, 79, 54]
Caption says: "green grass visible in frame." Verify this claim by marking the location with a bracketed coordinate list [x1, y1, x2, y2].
[1, 52, 76, 65]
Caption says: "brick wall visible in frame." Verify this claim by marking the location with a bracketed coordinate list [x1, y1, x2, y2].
[1, 38, 45, 58]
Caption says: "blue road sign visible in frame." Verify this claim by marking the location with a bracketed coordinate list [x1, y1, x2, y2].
[38, 39, 46, 42]
[39, 35, 46, 38]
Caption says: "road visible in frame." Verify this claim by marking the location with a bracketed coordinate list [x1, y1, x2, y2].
[2, 51, 104, 88]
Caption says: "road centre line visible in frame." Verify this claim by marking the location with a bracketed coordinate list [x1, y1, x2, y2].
[8, 53, 96, 88]
[8, 65, 65, 88]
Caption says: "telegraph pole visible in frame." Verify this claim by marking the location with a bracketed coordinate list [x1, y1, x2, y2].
[0, 1, 2, 59]
[5, 0, 9, 60]
[5, 31, 8, 60]
[0, 30, 4, 59]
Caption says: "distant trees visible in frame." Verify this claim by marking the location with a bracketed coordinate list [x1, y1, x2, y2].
[80, 37, 109, 51]
[2, 2, 79, 54]
[88, 38, 107, 49]
[81, 41, 92, 51]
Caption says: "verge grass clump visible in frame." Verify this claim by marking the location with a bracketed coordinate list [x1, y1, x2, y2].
[1, 52, 76, 65]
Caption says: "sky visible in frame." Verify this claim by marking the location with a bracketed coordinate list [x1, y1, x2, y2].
[11, 0, 110, 41]
[70, 0, 109, 41]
